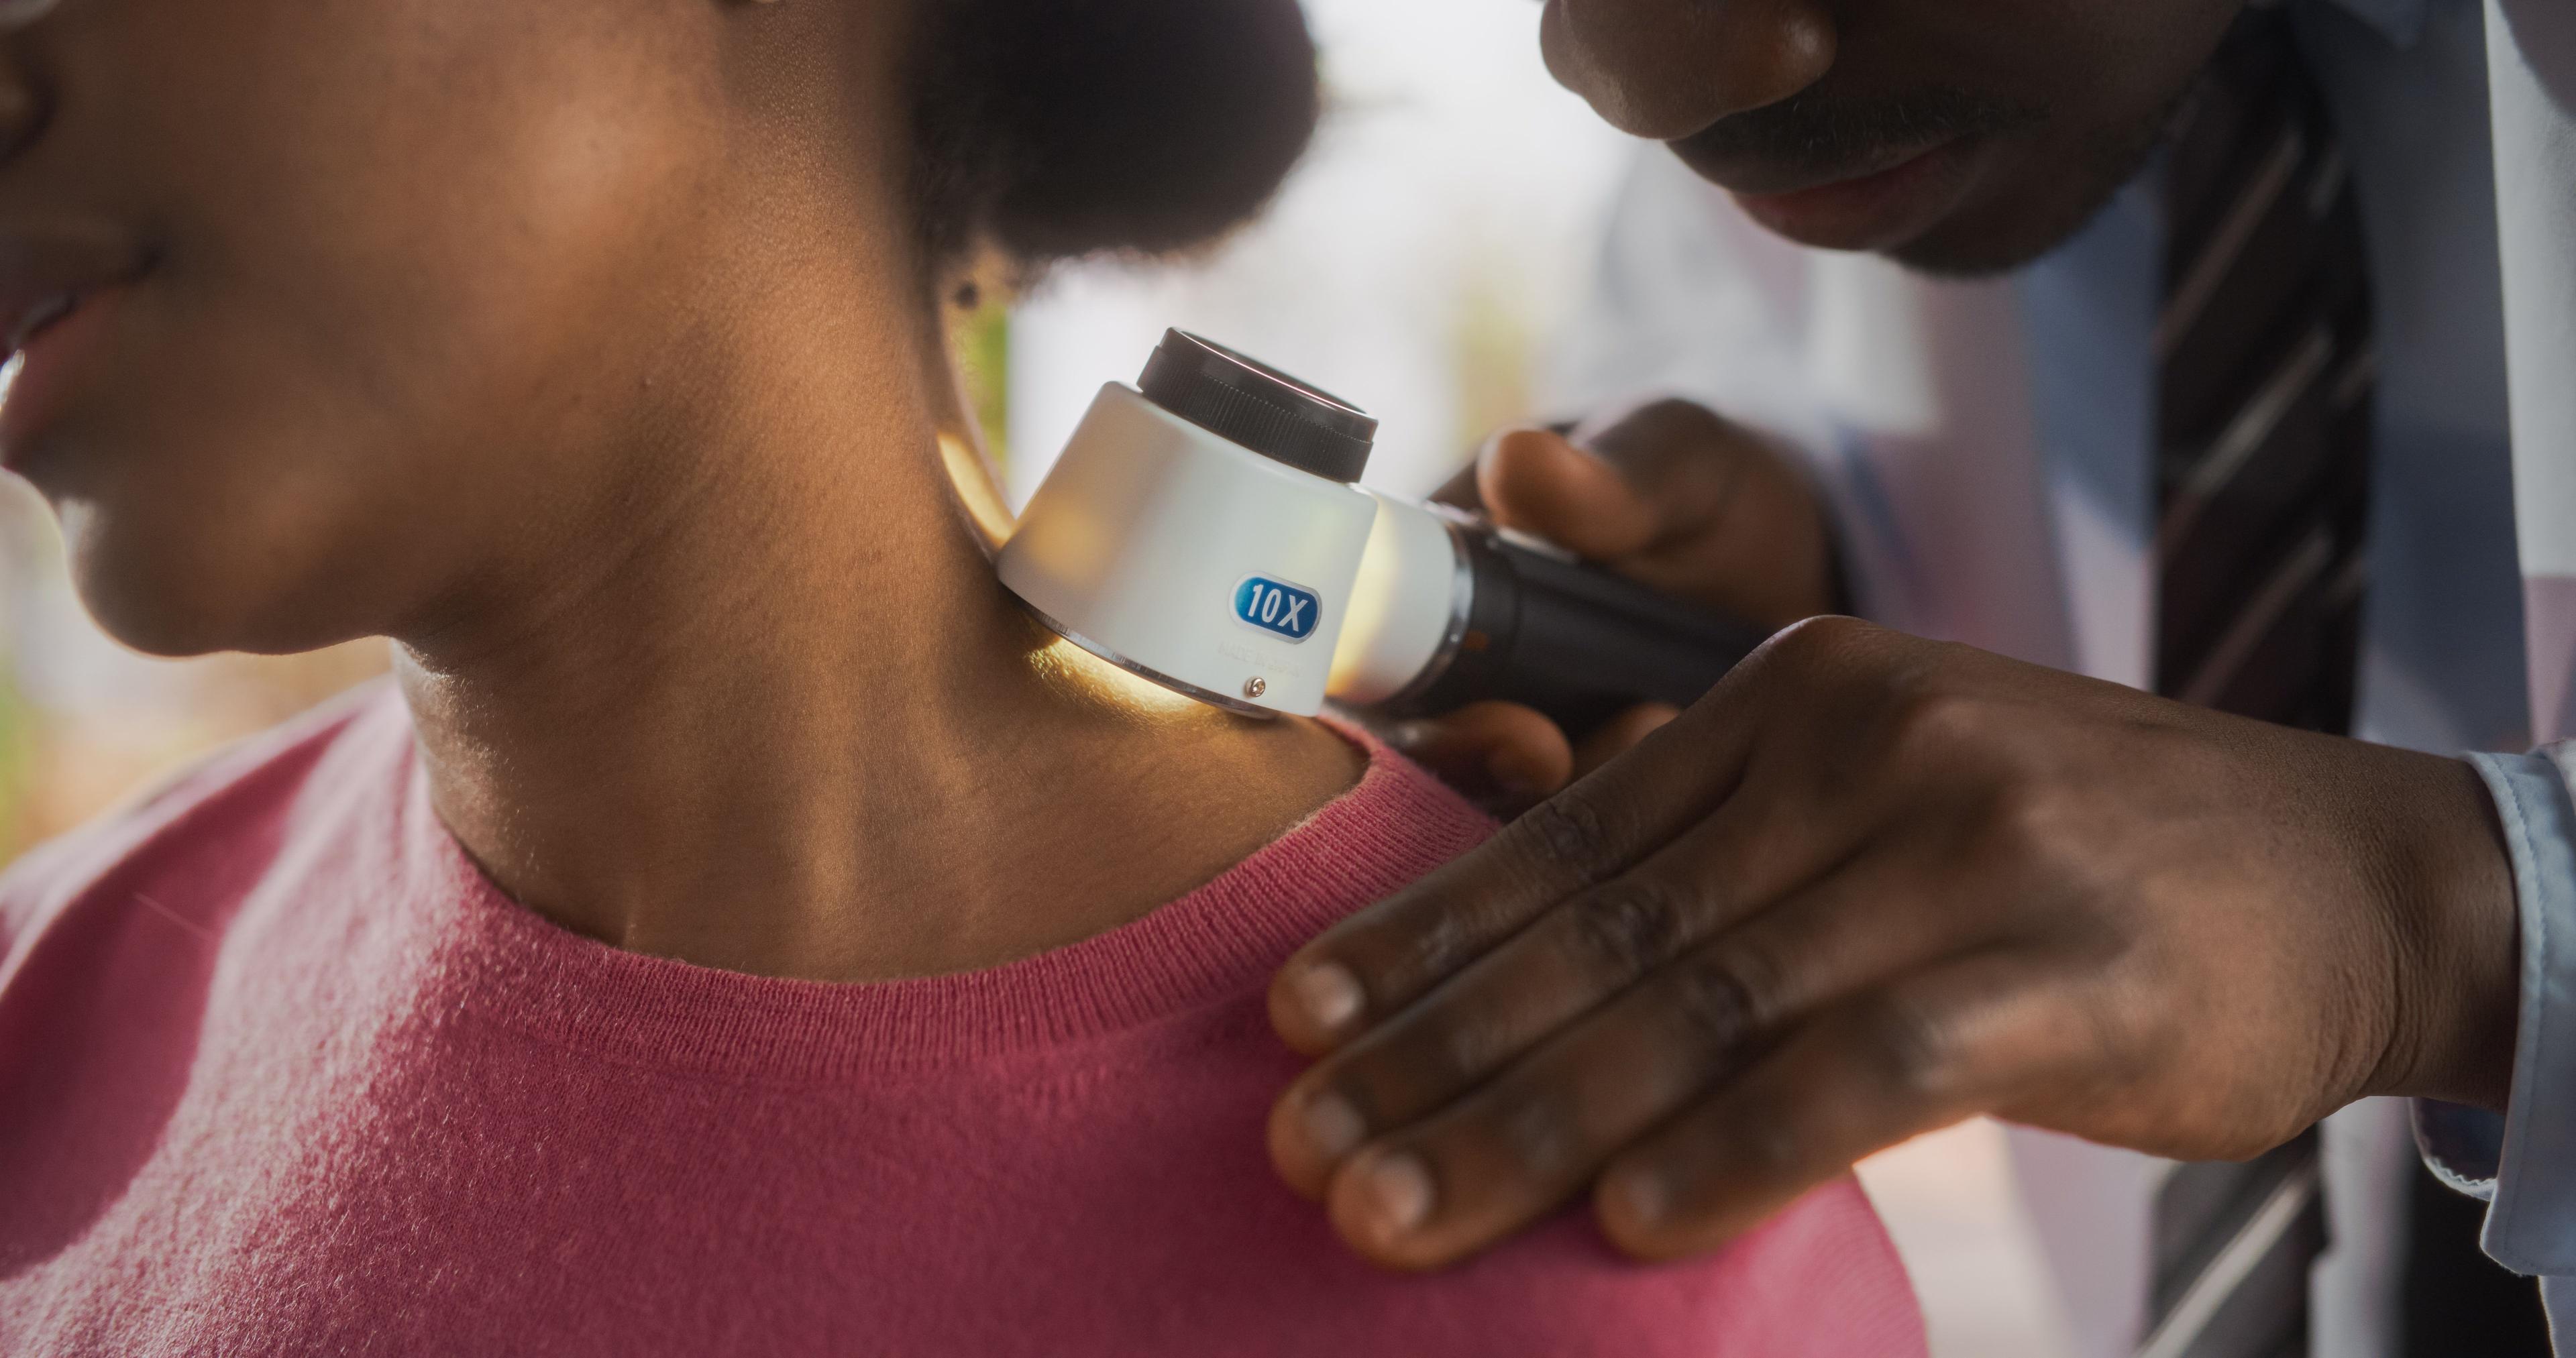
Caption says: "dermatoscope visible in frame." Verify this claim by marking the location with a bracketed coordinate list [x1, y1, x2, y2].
[998, 331, 1770, 732]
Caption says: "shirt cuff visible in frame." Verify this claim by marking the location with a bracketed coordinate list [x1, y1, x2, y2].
[2449, 748, 2576, 1275]
[2413, 1098, 2503, 1198]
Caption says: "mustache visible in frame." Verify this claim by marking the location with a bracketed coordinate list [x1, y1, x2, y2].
[1670, 86, 2044, 178]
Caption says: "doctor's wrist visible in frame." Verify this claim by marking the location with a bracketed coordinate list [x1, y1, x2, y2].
[2366, 754, 2522, 1113]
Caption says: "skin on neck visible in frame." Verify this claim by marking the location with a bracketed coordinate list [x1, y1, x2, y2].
[380, 27, 1361, 984]
[396, 292, 1362, 980]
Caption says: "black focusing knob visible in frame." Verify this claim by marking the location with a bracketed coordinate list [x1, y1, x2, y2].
[1136, 329, 1376, 484]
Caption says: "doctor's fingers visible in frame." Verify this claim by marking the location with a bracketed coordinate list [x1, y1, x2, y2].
[1479, 400, 1768, 559]
[1287, 831, 2020, 1268]
[1271, 692, 1752, 1056]
[1480, 402, 1837, 628]
[1572, 702, 1684, 779]
[1380, 700, 1680, 822]
[1595, 949, 2094, 1260]
[1379, 700, 1578, 810]
[1268, 616, 1918, 1059]
[1267, 747, 1917, 1198]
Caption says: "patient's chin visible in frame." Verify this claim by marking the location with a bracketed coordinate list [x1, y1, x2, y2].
[63, 518, 354, 661]
[70, 559, 251, 662]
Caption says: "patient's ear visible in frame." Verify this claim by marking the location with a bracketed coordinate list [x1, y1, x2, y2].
[931, 253, 1019, 551]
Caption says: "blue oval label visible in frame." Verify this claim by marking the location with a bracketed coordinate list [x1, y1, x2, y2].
[1232, 575, 1321, 642]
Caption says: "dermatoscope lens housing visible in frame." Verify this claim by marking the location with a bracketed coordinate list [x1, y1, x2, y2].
[1135, 333, 1375, 485]
[996, 331, 1383, 717]
[1000, 331, 1769, 728]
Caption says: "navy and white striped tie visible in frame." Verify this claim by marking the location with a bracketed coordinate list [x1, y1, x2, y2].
[2141, 12, 2358, 1358]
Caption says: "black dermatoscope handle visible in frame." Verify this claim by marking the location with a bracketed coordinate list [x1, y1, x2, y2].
[1389, 526, 1775, 738]
[1137, 330, 1770, 734]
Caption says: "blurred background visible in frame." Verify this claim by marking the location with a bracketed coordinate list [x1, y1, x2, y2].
[0, 0, 2078, 1351]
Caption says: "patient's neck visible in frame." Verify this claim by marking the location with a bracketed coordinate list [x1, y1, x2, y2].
[394, 294, 1362, 982]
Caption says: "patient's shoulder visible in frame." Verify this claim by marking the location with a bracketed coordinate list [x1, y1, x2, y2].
[1071, 1113, 1926, 1358]
[1103, 732, 1925, 1355]
[1409, 1178, 1927, 1357]
[0, 681, 404, 958]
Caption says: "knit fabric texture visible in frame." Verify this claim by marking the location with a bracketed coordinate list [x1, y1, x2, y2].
[0, 682, 1924, 1355]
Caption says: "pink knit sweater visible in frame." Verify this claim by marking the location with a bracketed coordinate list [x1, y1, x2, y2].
[0, 683, 1923, 1355]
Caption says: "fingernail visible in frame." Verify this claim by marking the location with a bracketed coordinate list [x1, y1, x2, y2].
[1291, 962, 1364, 1034]
[1300, 1092, 1365, 1160]
[1607, 1168, 1667, 1229]
[1357, 1152, 1434, 1239]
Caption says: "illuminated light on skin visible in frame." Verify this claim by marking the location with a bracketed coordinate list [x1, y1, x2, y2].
[0, 0, 62, 27]
[1029, 634, 1214, 720]
[937, 432, 1018, 551]
[941, 433, 1212, 722]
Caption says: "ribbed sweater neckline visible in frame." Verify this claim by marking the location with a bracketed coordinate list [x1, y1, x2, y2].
[384, 703, 1494, 1079]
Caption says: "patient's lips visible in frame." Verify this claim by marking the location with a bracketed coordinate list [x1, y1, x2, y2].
[0, 229, 153, 471]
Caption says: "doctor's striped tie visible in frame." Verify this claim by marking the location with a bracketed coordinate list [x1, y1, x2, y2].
[2139, 11, 2359, 1358]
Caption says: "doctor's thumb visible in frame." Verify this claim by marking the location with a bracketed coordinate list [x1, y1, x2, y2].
[1472, 427, 1664, 561]
[1475, 400, 1840, 628]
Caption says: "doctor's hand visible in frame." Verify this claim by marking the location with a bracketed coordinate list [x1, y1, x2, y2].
[1269, 618, 2521, 1269]
[1383, 399, 1836, 809]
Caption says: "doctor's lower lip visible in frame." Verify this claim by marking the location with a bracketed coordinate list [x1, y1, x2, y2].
[1727, 137, 1978, 252]
[0, 285, 125, 473]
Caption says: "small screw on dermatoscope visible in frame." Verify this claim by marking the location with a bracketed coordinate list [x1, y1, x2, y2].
[1242, 677, 1267, 699]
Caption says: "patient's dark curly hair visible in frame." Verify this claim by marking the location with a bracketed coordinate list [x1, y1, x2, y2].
[908, 0, 1322, 271]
